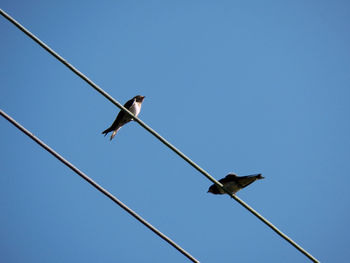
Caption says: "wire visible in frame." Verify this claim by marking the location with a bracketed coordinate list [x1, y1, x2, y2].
[0, 109, 200, 263]
[0, 9, 319, 263]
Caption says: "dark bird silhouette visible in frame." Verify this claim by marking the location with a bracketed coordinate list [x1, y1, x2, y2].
[102, 95, 145, 140]
[208, 173, 264, 195]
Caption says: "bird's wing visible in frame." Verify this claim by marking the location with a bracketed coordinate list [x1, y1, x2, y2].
[108, 98, 135, 129]
[219, 173, 238, 184]
[124, 98, 135, 109]
[235, 175, 258, 188]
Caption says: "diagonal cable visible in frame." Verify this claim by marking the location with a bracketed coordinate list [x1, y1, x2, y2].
[0, 109, 200, 263]
[0, 9, 319, 263]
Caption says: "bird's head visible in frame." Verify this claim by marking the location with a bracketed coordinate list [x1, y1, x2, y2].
[207, 184, 220, 194]
[134, 95, 145, 103]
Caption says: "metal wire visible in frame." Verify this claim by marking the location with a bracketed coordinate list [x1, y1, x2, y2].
[0, 109, 200, 263]
[0, 9, 319, 262]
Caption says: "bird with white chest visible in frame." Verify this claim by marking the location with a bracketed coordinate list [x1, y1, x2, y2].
[102, 95, 145, 140]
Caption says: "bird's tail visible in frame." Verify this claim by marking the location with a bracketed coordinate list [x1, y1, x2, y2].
[256, 174, 265, 179]
[102, 125, 122, 141]
[110, 130, 118, 141]
[102, 127, 113, 137]
[102, 127, 121, 141]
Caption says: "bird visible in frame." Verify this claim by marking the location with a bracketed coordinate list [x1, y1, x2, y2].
[208, 173, 264, 195]
[102, 95, 145, 140]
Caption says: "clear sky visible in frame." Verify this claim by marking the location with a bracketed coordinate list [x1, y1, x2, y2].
[1, 1, 350, 262]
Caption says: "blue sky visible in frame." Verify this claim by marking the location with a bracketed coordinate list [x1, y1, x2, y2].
[1, 1, 350, 262]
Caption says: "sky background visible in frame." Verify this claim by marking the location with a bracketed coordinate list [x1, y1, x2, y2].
[1, 1, 350, 262]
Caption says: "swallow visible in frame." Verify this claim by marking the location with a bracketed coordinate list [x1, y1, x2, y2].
[102, 95, 145, 140]
[208, 173, 264, 195]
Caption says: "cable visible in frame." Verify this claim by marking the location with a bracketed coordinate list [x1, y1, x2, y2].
[0, 109, 199, 263]
[0, 9, 319, 262]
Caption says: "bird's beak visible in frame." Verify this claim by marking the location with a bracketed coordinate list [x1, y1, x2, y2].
[141, 96, 145, 102]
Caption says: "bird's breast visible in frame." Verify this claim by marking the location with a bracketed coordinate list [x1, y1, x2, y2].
[130, 102, 142, 117]
[223, 182, 241, 194]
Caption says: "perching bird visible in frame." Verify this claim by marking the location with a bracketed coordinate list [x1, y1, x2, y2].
[102, 95, 145, 140]
[208, 173, 264, 195]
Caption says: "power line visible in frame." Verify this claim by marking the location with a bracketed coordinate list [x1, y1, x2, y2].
[0, 9, 319, 263]
[0, 109, 200, 263]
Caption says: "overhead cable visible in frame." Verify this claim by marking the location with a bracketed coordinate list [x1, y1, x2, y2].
[0, 9, 319, 262]
[0, 109, 200, 263]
